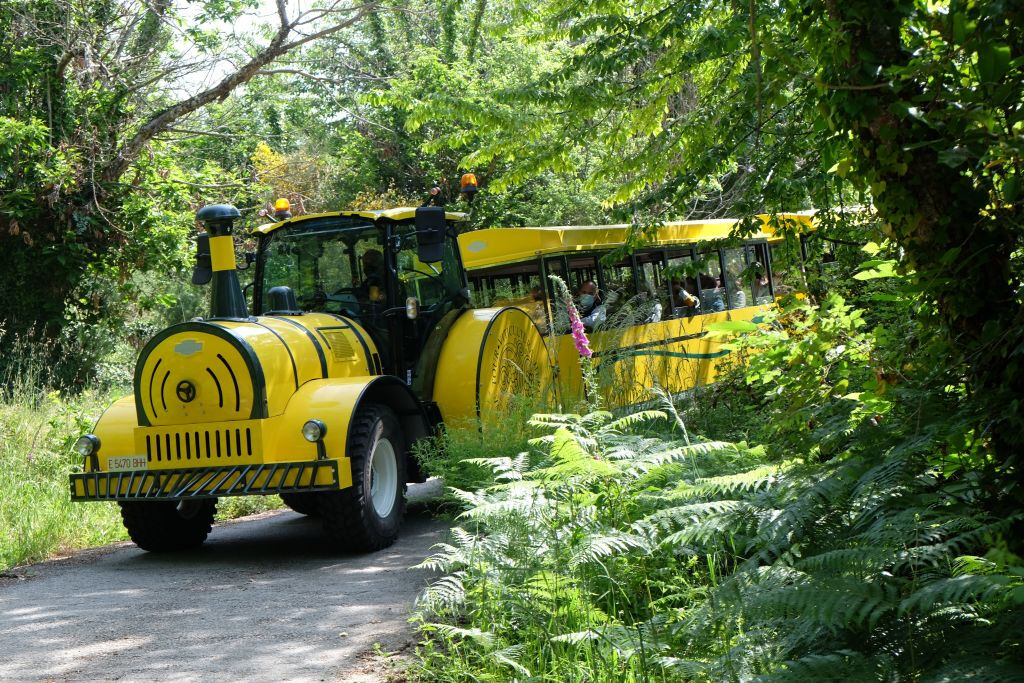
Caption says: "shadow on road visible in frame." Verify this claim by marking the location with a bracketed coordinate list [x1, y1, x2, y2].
[0, 505, 450, 681]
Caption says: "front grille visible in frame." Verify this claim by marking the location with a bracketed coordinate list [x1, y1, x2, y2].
[145, 427, 253, 463]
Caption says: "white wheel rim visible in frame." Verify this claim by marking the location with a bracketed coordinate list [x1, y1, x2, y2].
[369, 437, 398, 518]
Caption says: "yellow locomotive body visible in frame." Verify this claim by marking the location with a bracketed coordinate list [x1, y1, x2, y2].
[71, 314, 422, 500]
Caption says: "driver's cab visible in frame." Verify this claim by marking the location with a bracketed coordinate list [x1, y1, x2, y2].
[251, 207, 469, 388]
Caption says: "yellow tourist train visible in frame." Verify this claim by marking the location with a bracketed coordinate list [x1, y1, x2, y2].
[68, 200, 810, 552]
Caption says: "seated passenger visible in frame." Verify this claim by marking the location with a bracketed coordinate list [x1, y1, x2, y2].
[577, 280, 607, 330]
[670, 277, 699, 316]
[640, 282, 663, 323]
[524, 285, 549, 330]
[698, 274, 726, 312]
[730, 278, 747, 309]
[357, 250, 386, 303]
[752, 271, 771, 304]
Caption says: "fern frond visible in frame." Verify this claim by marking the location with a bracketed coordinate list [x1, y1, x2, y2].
[569, 531, 651, 568]
[418, 573, 468, 612]
[602, 410, 667, 433]
[900, 574, 1016, 615]
[490, 645, 531, 677]
[431, 623, 497, 649]
[754, 649, 880, 682]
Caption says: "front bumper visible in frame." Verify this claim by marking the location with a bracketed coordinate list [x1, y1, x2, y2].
[69, 459, 340, 502]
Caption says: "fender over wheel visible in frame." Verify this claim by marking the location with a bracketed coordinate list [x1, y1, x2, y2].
[119, 498, 217, 552]
[319, 402, 407, 551]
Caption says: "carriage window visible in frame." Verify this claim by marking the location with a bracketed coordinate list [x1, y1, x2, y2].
[770, 240, 803, 295]
[634, 251, 667, 323]
[471, 261, 543, 308]
[748, 243, 773, 304]
[567, 255, 600, 293]
[697, 251, 727, 313]
[567, 255, 606, 330]
[600, 257, 635, 315]
[544, 256, 567, 299]
[723, 248, 748, 309]
[666, 248, 699, 318]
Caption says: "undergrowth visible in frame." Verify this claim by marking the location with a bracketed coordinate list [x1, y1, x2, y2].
[411, 294, 1024, 681]
[0, 388, 128, 570]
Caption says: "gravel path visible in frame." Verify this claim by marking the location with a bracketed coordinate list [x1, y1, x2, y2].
[0, 480, 449, 682]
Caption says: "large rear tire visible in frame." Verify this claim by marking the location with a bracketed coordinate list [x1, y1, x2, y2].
[280, 492, 321, 516]
[319, 403, 406, 552]
[118, 498, 217, 552]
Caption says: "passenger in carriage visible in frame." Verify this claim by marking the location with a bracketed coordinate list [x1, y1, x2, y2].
[577, 280, 607, 330]
[670, 277, 700, 316]
[525, 285, 549, 330]
[698, 273, 726, 312]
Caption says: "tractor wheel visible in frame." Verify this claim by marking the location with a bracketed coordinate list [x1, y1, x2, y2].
[318, 403, 406, 552]
[118, 498, 217, 552]
[279, 493, 321, 516]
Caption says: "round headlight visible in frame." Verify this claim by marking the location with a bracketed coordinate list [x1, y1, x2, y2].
[302, 419, 326, 443]
[74, 434, 100, 457]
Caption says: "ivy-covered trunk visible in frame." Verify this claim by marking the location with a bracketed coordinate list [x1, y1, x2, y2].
[801, 0, 1023, 507]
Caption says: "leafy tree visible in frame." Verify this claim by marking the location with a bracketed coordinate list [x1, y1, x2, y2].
[0, 0, 377, 384]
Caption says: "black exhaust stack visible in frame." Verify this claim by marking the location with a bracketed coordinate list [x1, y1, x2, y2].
[195, 204, 248, 319]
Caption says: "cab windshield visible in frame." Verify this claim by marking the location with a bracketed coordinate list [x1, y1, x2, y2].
[260, 217, 382, 318]
[257, 216, 463, 321]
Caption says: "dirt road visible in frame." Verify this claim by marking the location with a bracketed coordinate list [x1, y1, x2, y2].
[0, 482, 449, 682]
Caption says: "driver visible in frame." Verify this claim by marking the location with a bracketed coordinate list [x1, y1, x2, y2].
[358, 249, 386, 303]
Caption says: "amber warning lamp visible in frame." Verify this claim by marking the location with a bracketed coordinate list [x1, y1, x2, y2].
[460, 173, 478, 205]
[274, 198, 292, 220]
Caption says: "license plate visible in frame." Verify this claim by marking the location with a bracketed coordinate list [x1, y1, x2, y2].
[107, 455, 148, 471]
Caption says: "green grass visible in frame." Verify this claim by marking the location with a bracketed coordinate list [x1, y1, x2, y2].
[0, 389, 128, 570]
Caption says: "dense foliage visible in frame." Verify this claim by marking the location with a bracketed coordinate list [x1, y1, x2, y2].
[413, 290, 1024, 680]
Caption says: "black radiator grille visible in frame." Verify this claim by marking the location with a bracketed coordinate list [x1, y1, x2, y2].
[145, 428, 254, 462]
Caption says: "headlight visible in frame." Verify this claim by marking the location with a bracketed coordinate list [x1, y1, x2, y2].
[302, 419, 327, 443]
[74, 434, 100, 457]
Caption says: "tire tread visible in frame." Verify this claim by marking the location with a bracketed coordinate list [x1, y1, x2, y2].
[119, 499, 216, 552]
[318, 403, 406, 551]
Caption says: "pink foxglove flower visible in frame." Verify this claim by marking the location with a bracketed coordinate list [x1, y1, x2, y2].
[567, 303, 593, 358]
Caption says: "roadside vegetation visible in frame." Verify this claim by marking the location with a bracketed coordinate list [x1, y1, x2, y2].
[410, 275, 1024, 680]
[2, 0, 1023, 679]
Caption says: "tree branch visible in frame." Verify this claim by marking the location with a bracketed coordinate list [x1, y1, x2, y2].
[101, 2, 375, 184]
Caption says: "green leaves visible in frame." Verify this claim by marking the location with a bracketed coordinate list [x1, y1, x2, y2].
[974, 43, 1012, 84]
[852, 259, 897, 280]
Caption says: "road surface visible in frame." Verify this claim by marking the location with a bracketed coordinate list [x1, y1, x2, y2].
[0, 481, 449, 682]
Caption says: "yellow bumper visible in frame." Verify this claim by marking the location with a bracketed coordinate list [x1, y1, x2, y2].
[69, 459, 339, 502]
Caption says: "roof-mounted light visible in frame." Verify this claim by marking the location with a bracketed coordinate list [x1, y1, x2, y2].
[460, 173, 478, 205]
[274, 198, 292, 220]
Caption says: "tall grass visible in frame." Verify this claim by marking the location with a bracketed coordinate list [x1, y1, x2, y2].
[0, 388, 129, 570]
